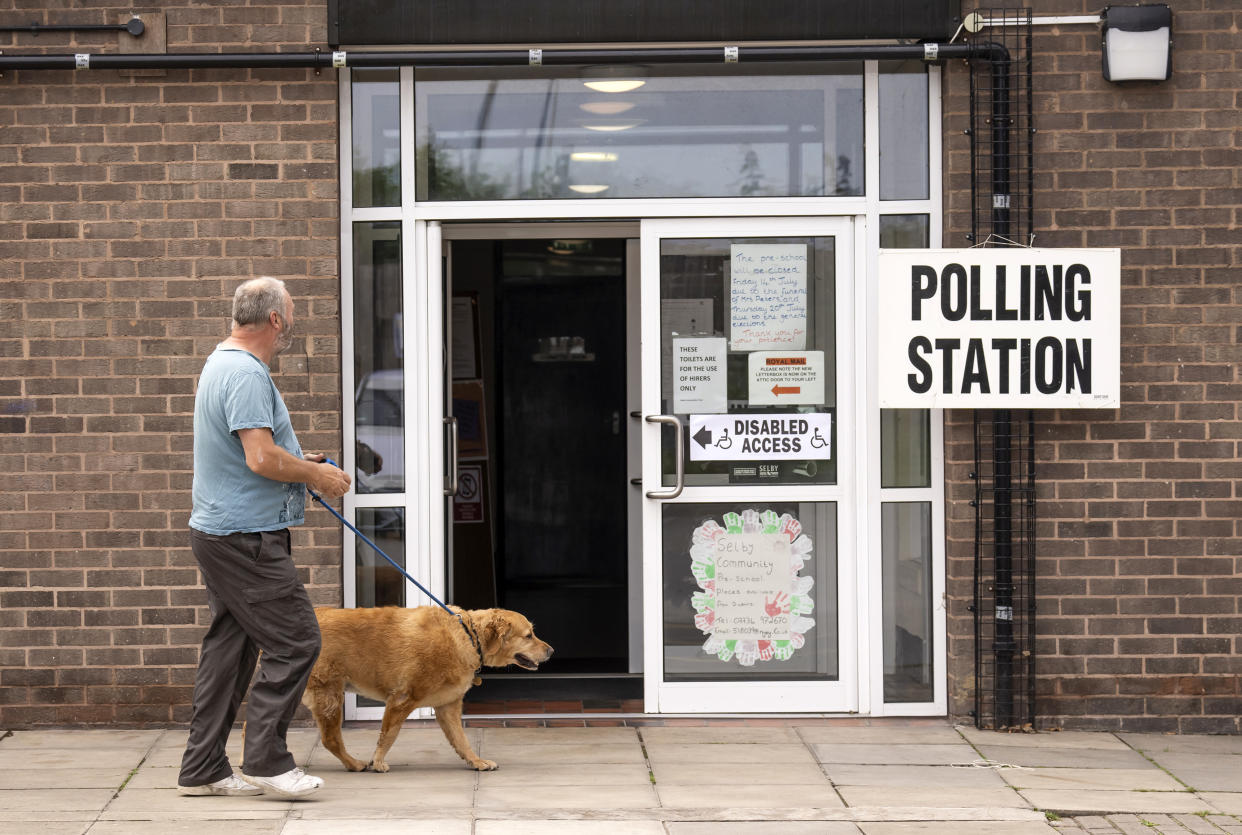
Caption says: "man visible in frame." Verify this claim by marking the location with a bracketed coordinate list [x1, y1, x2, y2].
[178, 277, 351, 799]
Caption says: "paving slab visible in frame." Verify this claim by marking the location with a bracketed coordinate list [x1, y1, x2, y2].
[0, 748, 148, 770]
[475, 783, 660, 810]
[824, 764, 1010, 788]
[281, 784, 477, 812]
[656, 783, 846, 808]
[859, 822, 1056, 834]
[639, 727, 802, 744]
[836, 786, 1029, 809]
[282, 819, 468, 834]
[1141, 753, 1242, 792]
[304, 746, 479, 769]
[1119, 734, 1242, 756]
[1016, 789, 1214, 815]
[0, 823, 90, 835]
[477, 822, 667, 834]
[668, 823, 863, 834]
[0, 767, 131, 790]
[797, 726, 968, 745]
[1195, 793, 1242, 814]
[0, 811, 99, 823]
[811, 743, 979, 765]
[646, 742, 819, 765]
[102, 787, 293, 815]
[653, 760, 830, 786]
[479, 727, 639, 745]
[88, 822, 284, 834]
[1001, 767, 1185, 792]
[977, 745, 1154, 770]
[474, 742, 646, 765]
[0, 788, 115, 813]
[481, 762, 651, 787]
[959, 728, 1131, 750]
[0, 730, 163, 750]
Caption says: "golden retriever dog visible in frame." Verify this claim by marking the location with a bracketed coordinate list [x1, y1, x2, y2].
[301, 605, 553, 773]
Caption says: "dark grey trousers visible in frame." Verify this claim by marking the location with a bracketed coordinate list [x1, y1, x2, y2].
[178, 528, 321, 786]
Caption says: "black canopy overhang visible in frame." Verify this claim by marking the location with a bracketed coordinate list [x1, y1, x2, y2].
[0, 42, 1007, 72]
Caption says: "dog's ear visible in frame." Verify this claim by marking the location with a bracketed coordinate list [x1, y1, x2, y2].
[476, 609, 512, 651]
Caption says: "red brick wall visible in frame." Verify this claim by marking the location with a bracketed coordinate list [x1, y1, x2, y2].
[0, 0, 342, 726]
[946, 0, 1242, 732]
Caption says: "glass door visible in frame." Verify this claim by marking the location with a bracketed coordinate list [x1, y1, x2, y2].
[640, 217, 857, 713]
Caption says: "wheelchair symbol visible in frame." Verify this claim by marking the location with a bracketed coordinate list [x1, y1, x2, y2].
[809, 427, 827, 449]
[715, 427, 732, 450]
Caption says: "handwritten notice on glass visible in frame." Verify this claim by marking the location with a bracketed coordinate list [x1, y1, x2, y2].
[729, 244, 808, 352]
[712, 532, 792, 641]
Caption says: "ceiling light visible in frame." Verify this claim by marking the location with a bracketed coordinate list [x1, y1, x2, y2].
[570, 152, 619, 162]
[568, 184, 609, 194]
[580, 65, 648, 94]
[582, 120, 644, 132]
[579, 100, 636, 116]
[583, 79, 645, 93]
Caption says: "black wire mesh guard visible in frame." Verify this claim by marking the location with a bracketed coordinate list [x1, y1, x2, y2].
[967, 10, 1037, 730]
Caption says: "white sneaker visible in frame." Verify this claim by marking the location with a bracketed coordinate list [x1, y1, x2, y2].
[178, 773, 264, 796]
[240, 766, 323, 798]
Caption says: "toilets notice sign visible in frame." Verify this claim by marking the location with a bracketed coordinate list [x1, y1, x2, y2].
[689, 413, 832, 461]
[878, 248, 1121, 408]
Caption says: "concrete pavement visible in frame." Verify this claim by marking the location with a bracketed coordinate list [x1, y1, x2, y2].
[1, 719, 1241, 834]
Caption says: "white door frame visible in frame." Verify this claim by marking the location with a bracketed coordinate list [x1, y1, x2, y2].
[639, 215, 862, 714]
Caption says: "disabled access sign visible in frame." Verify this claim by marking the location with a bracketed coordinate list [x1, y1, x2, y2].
[689, 413, 832, 461]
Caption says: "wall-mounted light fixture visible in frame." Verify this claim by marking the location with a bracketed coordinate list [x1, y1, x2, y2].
[1101, 4, 1172, 82]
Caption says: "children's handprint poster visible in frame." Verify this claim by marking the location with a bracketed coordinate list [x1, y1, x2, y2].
[690, 509, 815, 667]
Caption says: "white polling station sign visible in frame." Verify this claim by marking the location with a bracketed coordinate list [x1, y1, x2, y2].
[689, 413, 832, 461]
[877, 248, 1121, 408]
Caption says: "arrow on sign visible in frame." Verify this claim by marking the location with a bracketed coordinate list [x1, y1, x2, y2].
[771, 385, 802, 396]
[692, 426, 714, 449]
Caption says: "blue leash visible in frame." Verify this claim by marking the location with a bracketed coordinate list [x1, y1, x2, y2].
[307, 458, 483, 670]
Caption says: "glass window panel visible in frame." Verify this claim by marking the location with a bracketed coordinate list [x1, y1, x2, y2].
[659, 236, 836, 487]
[662, 502, 837, 682]
[881, 410, 930, 489]
[880, 214, 931, 488]
[355, 506, 405, 706]
[355, 507, 406, 608]
[879, 214, 930, 249]
[882, 502, 933, 702]
[353, 221, 404, 493]
[352, 68, 401, 208]
[879, 61, 929, 201]
[415, 63, 863, 200]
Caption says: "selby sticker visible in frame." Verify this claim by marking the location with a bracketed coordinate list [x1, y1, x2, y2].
[689, 509, 815, 666]
[689, 413, 832, 461]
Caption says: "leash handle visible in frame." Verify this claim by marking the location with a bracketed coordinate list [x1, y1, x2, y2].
[308, 457, 456, 617]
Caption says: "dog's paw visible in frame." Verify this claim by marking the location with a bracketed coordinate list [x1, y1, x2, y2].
[343, 757, 368, 772]
[469, 758, 498, 771]
[369, 760, 391, 773]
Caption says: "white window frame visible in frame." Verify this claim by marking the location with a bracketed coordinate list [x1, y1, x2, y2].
[339, 62, 946, 719]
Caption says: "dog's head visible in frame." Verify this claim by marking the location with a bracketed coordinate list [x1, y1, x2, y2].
[474, 609, 554, 671]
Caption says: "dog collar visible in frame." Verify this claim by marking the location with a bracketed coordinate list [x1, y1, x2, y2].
[456, 612, 484, 676]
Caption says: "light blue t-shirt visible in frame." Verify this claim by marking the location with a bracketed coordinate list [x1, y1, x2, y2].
[189, 347, 306, 535]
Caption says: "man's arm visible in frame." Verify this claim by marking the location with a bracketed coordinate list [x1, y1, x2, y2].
[237, 428, 351, 498]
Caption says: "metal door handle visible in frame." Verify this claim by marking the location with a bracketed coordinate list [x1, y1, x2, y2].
[644, 414, 684, 499]
[443, 415, 458, 496]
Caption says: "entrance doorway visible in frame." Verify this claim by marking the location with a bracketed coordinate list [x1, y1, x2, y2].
[444, 230, 641, 707]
